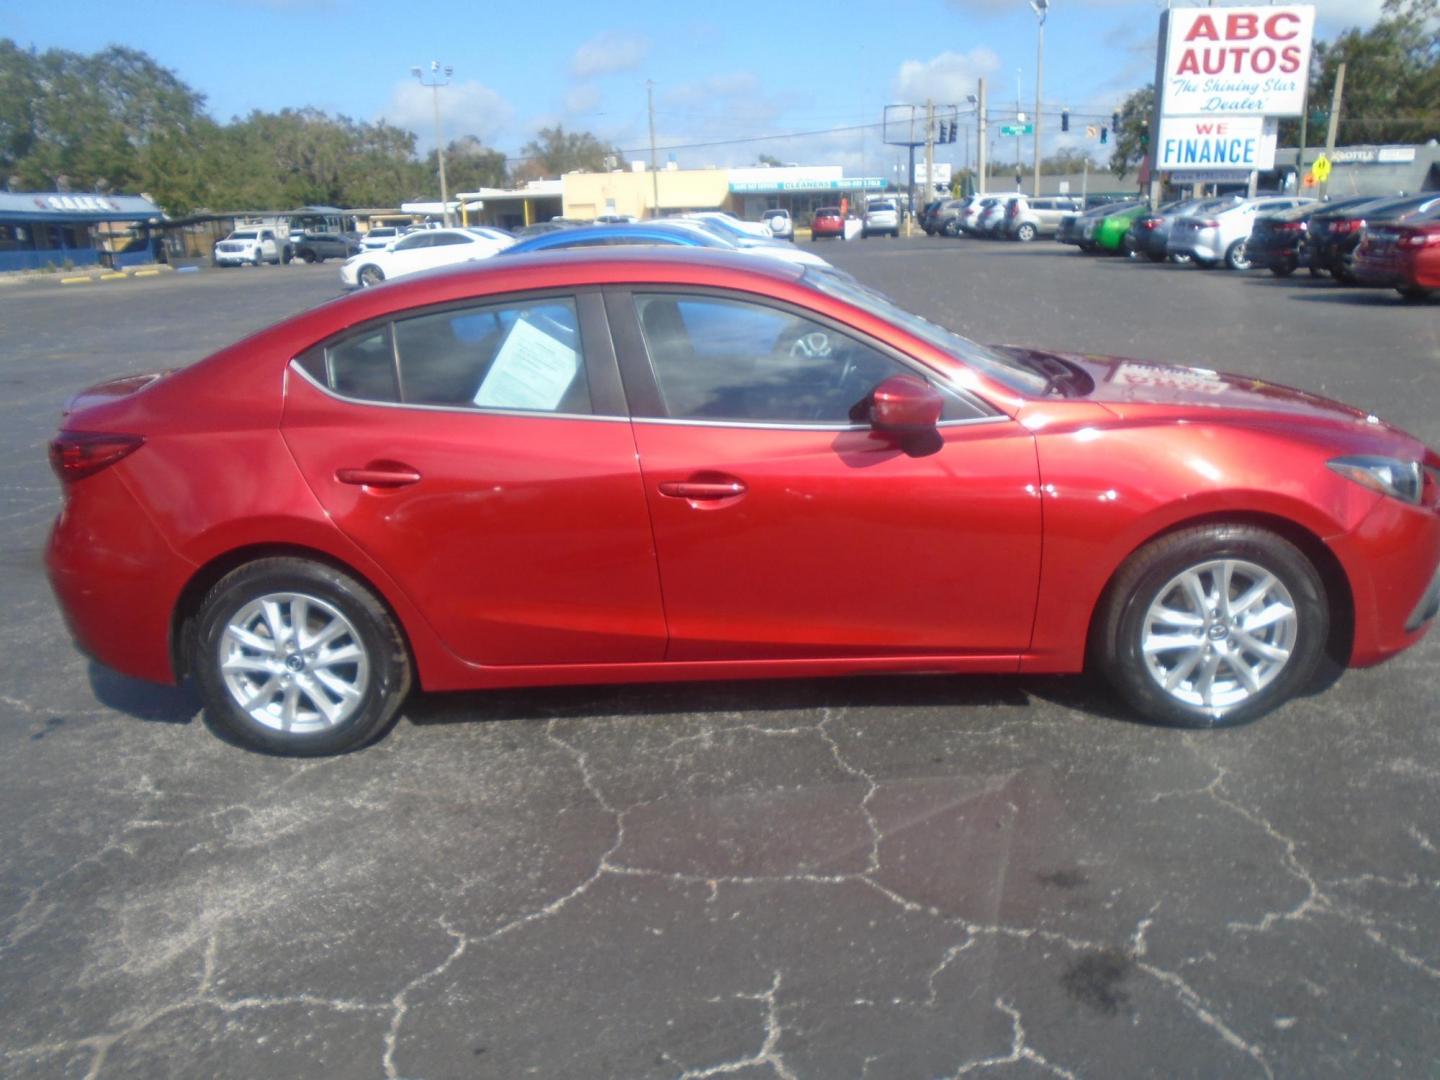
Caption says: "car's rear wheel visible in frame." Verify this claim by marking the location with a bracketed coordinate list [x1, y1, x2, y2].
[301, 250, 317, 264]
[358, 264, 384, 287]
[1016, 222, 1037, 243]
[1095, 524, 1328, 728]
[192, 558, 412, 756]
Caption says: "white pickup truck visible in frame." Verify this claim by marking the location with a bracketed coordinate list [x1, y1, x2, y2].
[213, 227, 290, 267]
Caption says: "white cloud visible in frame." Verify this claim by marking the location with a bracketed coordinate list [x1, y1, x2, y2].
[570, 31, 651, 79]
[564, 83, 603, 115]
[379, 80, 514, 151]
[893, 49, 1002, 106]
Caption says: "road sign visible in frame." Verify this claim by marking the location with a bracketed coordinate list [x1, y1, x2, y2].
[1312, 154, 1332, 183]
[1000, 124, 1034, 137]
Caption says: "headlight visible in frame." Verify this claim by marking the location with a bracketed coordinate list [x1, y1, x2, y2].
[1328, 455, 1423, 504]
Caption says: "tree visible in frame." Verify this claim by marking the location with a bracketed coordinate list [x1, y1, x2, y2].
[427, 135, 507, 196]
[1109, 85, 1154, 178]
[756, 153, 784, 167]
[1306, 0, 1439, 146]
[516, 125, 619, 179]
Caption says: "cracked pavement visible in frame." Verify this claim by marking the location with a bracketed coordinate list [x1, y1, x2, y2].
[2, 247, 1437, 1078]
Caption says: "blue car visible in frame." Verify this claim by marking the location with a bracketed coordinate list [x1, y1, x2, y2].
[502, 222, 732, 255]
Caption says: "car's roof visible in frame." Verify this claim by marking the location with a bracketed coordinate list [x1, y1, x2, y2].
[506, 223, 726, 252]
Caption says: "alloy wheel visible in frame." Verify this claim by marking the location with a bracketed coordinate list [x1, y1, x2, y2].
[1140, 559, 1298, 714]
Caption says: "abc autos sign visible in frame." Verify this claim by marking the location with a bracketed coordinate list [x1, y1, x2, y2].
[1160, 5, 1316, 117]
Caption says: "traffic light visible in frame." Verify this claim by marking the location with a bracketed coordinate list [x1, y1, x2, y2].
[948, 120, 957, 143]
[938, 122, 948, 143]
[1100, 126, 1109, 144]
[1112, 111, 1120, 131]
[1061, 109, 1069, 133]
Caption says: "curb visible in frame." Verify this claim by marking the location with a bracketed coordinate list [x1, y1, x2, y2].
[44, 265, 179, 287]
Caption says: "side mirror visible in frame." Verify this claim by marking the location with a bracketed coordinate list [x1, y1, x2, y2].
[869, 375, 943, 433]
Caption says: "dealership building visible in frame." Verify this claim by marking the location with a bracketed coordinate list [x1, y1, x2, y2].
[459, 165, 891, 229]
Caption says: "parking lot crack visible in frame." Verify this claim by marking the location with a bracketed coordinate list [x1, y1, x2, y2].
[677, 970, 796, 1080]
[381, 919, 469, 1080]
[945, 997, 1078, 1079]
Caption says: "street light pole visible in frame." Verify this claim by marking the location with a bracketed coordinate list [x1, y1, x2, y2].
[1031, 0, 1048, 197]
[413, 61, 453, 226]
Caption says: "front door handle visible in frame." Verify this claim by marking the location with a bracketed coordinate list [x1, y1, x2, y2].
[658, 480, 747, 500]
[336, 465, 422, 488]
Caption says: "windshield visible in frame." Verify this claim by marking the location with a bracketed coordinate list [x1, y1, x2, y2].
[231, 231, 257, 239]
[805, 271, 1048, 396]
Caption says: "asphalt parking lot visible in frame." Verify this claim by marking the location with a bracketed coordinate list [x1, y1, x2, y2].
[2, 242, 1438, 1079]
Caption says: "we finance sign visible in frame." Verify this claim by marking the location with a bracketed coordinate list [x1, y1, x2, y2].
[1157, 116, 1278, 171]
[1159, 5, 1315, 117]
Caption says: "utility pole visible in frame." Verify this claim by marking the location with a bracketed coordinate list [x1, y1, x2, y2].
[976, 78, 988, 195]
[924, 98, 935, 226]
[1320, 62, 1346, 199]
[647, 80, 660, 219]
[413, 61, 453, 226]
[1031, 0, 1048, 197]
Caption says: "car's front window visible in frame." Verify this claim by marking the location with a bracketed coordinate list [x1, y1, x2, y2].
[804, 272, 1049, 397]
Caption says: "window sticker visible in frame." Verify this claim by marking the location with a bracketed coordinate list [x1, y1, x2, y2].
[473, 312, 579, 411]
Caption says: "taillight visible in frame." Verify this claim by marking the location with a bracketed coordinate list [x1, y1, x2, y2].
[1332, 219, 1363, 234]
[48, 431, 144, 483]
[1275, 222, 1304, 233]
[1198, 219, 1220, 229]
[1402, 232, 1440, 248]
[1139, 218, 1160, 230]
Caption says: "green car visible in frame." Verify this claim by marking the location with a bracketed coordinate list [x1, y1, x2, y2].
[1090, 202, 1150, 253]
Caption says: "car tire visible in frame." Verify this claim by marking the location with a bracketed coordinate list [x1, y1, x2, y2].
[191, 558, 412, 756]
[251, 250, 262, 267]
[1270, 259, 1296, 277]
[358, 264, 384, 288]
[1225, 239, 1251, 271]
[1016, 223, 1037, 243]
[301, 250, 317, 264]
[1147, 252, 1167, 263]
[1398, 286, 1433, 301]
[1094, 524, 1328, 728]
[1168, 252, 1192, 265]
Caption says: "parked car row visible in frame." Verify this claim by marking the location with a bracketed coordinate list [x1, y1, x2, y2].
[338, 214, 847, 289]
[921, 194, 1088, 242]
[1086, 191, 1440, 300]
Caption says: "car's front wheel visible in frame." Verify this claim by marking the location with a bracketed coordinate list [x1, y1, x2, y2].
[1016, 223, 1037, 243]
[357, 264, 384, 287]
[1225, 239, 1251, 271]
[1095, 524, 1328, 728]
[191, 558, 412, 755]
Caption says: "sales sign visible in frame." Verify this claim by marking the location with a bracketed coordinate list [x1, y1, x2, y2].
[1156, 115, 1278, 170]
[1159, 5, 1315, 117]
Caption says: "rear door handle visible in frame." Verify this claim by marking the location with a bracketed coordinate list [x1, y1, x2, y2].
[336, 465, 422, 488]
[657, 480, 747, 500]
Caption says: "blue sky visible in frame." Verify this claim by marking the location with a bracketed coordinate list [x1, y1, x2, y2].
[4, 0, 1384, 177]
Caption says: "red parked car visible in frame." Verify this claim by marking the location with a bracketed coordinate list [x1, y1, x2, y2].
[1354, 211, 1440, 300]
[47, 250, 1440, 754]
[810, 207, 845, 241]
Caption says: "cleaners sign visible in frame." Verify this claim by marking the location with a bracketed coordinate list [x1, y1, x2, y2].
[1157, 115, 1278, 171]
[1159, 5, 1315, 117]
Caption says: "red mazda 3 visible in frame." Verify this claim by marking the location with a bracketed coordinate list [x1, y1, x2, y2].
[46, 250, 1440, 754]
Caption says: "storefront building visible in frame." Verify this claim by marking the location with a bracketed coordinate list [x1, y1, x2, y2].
[0, 192, 165, 272]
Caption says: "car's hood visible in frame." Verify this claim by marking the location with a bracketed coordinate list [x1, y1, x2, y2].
[992, 346, 1386, 428]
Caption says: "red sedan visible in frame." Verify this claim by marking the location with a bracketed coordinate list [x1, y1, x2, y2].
[1355, 213, 1440, 300]
[47, 250, 1440, 754]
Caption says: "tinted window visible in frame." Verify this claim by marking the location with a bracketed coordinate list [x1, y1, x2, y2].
[429, 233, 470, 248]
[392, 234, 431, 251]
[633, 293, 980, 425]
[299, 298, 591, 414]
